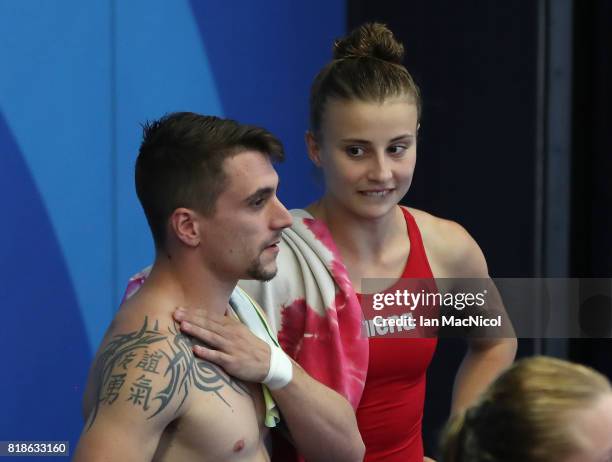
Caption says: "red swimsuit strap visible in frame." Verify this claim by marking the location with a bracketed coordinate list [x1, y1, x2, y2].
[400, 207, 434, 279]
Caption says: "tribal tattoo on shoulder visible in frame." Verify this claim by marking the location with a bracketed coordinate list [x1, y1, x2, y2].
[86, 316, 250, 429]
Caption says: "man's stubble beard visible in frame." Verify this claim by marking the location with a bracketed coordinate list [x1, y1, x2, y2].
[245, 256, 277, 282]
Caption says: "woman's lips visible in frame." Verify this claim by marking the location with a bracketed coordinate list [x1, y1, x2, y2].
[358, 188, 395, 197]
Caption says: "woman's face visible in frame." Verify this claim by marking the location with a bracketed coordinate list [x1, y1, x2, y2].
[566, 394, 612, 462]
[308, 97, 418, 220]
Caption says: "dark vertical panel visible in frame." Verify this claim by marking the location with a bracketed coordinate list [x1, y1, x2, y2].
[569, 0, 612, 380]
[544, 0, 573, 279]
[570, 0, 612, 278]
[541, 0, 574, 359]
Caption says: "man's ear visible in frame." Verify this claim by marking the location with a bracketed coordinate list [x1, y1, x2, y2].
[170, 208, 201, 248]
[305, 131, 322, 167]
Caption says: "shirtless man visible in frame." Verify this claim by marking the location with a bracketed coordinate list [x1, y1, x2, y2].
[74, 113, 364, 462]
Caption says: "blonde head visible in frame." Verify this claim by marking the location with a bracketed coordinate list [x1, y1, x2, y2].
[440, 356, 612, 462]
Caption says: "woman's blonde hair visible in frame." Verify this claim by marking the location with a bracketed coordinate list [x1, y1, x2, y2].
[440, 356, 611, 462]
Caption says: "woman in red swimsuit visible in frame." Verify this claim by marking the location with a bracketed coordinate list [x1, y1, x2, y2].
[302, 23, 517, 461]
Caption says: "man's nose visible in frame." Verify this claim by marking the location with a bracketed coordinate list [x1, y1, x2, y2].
[270, 196, 293, 230]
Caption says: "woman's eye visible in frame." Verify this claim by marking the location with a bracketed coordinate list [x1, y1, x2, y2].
[346, 146, 365, 157]
[388, 145, 408, 156]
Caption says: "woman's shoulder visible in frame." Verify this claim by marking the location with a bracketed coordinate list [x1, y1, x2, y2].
[402, 206, 464, 240]
[402, 206, 488, 277]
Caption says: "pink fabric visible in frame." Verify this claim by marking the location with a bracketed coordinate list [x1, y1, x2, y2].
[122, 271, 148, 303]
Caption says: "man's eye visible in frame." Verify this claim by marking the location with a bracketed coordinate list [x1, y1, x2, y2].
[346, 146, 365, 157]
[250, 197, 267, 209]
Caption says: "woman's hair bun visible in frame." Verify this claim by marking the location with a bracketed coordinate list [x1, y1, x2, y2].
[333, 22, 405, 64]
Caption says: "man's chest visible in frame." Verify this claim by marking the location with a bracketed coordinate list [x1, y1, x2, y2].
[158, 381, 268, 461]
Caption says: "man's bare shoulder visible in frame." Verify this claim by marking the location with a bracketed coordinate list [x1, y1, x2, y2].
[83, 312, 187, 429]
[405, 207, 488, 277]
[84, 303, 250, 432]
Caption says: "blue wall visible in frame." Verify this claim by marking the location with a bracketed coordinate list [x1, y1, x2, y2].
[0, 1, 344, 454]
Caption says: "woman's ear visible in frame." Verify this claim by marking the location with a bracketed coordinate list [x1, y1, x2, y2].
[170, 208, 201, 248]
[305, 131, 322, 167]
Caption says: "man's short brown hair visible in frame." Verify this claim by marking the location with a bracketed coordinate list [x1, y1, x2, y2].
[135, 112, 284, 249]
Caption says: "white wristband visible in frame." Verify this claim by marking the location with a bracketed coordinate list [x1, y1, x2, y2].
[262, 345, 293, 390]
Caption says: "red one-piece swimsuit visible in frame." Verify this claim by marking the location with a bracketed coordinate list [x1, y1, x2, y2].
[356, 207, 438, 462]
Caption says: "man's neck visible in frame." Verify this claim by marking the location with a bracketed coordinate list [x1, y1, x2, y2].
[146, 252, 236, 317]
